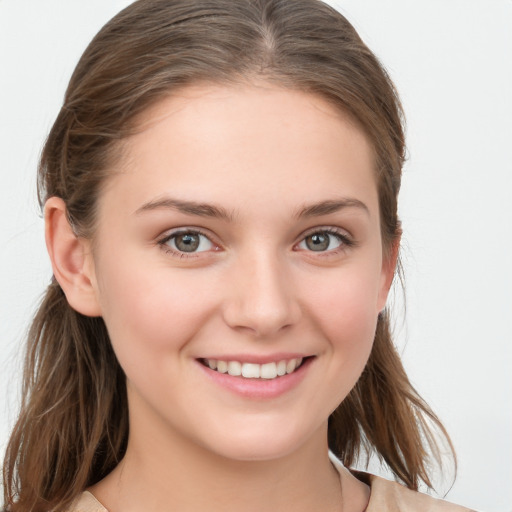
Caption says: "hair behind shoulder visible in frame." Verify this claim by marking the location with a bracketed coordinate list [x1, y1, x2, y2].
[2, 280, 127, 512]
[3, 1, 454, 510]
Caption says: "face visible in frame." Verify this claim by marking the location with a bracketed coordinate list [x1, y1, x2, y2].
[87, 84, 394, 462]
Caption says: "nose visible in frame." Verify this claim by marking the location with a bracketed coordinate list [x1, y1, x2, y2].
[222, 250, 301, 338]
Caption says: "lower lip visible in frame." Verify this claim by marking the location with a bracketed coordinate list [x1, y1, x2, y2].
[196, 358, 313, 399]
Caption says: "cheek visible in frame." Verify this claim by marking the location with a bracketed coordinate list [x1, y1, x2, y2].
[307, 266, 381, 343]
[96, 260, 218, 364]
[303, 265, 381, 386]
[323, 287, 377, 375]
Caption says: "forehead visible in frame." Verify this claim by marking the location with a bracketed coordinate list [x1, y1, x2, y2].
[101, 83, 378, 221]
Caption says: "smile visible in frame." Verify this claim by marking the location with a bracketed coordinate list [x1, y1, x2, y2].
[201, 357, 304, 380]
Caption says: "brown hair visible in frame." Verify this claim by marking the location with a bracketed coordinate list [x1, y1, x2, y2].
[3, 1, 454, 510]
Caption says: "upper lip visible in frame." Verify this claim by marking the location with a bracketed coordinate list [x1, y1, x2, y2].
[197, 353, 312, 364]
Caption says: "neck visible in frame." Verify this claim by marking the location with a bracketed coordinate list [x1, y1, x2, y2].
[91, 416, 342, 512]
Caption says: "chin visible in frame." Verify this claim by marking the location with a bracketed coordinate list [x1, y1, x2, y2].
[198, 418, 323, 463]
[209, 440, 300, 462]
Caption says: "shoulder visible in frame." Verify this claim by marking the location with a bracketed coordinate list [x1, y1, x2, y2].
[356, 471, 477, 512]
[65, 466, 478, 512]
[329, 454, 477, 512]
[62, 491, 108, 512]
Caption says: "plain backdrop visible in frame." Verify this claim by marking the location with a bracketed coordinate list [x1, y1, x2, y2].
[0, 1, 511, 511]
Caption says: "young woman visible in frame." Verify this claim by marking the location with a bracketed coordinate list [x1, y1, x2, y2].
[2, 1, 477, 511]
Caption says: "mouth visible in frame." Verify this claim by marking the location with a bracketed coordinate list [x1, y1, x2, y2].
[199, 357, 310, 380]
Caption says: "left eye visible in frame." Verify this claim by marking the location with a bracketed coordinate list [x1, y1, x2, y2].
[298, 231, 344, 252]
[164, 231, 214, 253]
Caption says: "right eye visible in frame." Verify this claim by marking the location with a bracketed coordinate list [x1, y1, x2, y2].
[160, 230, 215, 254]
[298, 231, 344, 252]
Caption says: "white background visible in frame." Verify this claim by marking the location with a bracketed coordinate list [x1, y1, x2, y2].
[0, 2, 510, 511]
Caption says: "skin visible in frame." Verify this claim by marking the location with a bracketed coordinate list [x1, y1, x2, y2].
[46, 83, 397, 512]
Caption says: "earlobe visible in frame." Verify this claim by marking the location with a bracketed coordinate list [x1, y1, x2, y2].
[45, 197, 102, 317]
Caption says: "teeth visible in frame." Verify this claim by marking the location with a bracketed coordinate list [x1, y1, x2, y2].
[241, 363, 260, 378]
[286, 359, 296, 373]
[260, 362, 277, 379]
[205, 357, 304, 379]
[227, 361, 242, 376]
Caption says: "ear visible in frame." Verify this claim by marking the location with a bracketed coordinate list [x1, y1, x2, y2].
[377, 231, 401, 313]
[45, 197, 102, 317]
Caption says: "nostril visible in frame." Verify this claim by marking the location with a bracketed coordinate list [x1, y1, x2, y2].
[221, 269, 301, 337]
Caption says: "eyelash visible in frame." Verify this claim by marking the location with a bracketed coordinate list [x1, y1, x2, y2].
[157, 227, 354, 258]
[295, 227, 355, 255]
[158, 229, 218, 258]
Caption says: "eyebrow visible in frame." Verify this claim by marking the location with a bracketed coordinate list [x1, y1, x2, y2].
[135, 196, 368, 222]
[135, 197, 234, 221]
[295, 198, 369, 219]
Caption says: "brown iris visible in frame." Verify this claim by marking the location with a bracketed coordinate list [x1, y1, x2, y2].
[174, 233, 200, 252]
[304, 232, 330, 251]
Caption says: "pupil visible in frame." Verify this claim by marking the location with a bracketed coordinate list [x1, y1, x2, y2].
[306, 233, 329, 251]
[176, 233, 199, 252]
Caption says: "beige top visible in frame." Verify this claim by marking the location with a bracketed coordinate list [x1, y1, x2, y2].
[66, 462, 476, 512]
